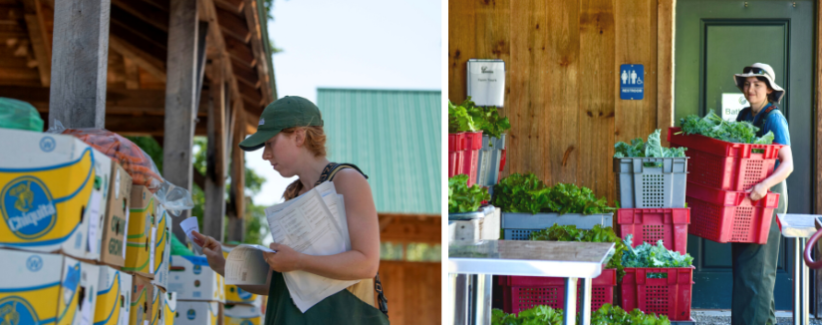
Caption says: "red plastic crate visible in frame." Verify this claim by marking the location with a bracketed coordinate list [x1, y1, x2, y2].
[686, 182, 779, 244]
[667, 127, 782, 191]
[621, 267, 694, 321]
[617, 208, 690, 255]
[500, 268, 616, 315]
[448, 131, 483, 186]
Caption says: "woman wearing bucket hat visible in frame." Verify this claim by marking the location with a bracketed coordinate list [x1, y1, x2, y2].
[190, 96, 390, 324]
[731, 63, 794, 325]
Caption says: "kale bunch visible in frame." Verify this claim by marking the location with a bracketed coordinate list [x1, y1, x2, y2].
[590, 304, 671, 325]
[622, 234, 694, 268]
[530, 224, 626, 280]
[678, 111, 774, 144]
[448, 174, 491, 213]
[448, 97, 511, 139]
[614, 129, 686, 158]
[493, 173, 615, 215]
[491, 304, 671, 325]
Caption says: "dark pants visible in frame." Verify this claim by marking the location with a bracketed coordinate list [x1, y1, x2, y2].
[731, 181, 788, 325]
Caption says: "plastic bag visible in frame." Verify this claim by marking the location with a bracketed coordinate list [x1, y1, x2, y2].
[47, 121, 194, 216]
[0, 97, 44, 132]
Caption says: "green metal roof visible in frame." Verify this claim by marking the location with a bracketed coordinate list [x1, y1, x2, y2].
[317, 88, 441, 215]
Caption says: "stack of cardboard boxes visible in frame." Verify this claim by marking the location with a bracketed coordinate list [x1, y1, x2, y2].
[168, 254, 226, 325]
[0, 129, 174, 325]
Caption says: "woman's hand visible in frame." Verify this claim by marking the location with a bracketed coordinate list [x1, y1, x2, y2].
[191, 231, 226, 276]
[262, 243, 303, 272]
[748, 182, 769, 201]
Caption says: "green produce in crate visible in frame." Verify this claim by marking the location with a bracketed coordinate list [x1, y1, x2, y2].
[490, 304, 671, 325]
[622, 234, 693, 270]
[677, 111, 775, 144]
[530, 224, 625, 280]
[448, 97, 510, 139]
[493, 173, 615, 215]
[613, 129, 686, 158]
[448, 174, 491, 213]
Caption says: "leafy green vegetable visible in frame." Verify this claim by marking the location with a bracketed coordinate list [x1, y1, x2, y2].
[448, 97, 511, 139]
[677, 111, 774, 144]
[491, 304, 671, 325]
[448, 174, 491, 213]
[530, 224, 626, 280]
[622, 234, 694, 268]
[614, 129, 686, 158]
[493, 173, 615, 215]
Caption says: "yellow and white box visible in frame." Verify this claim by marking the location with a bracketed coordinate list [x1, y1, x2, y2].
[168, 255, 225, 302]
[124, 185, 156, 278]
[0, 248, 99, 325]
[94, 265, 132, 325]
[175, 301, 221, 325]
[130, 274, 153, 325]
[162, 291, 176, 325]
[151, 205, 171, 290]
[224, 304, 262, 325]
[0, 129, 111, 261]
[221, 245, 259, 305]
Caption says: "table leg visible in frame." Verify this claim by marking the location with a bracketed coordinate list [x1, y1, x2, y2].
[564, 277, 578, 325]
[454, 274, 469, 325]
[473, 274, 492, 325]
[793, 238, 810, 325]
[578, 277, 592, 325]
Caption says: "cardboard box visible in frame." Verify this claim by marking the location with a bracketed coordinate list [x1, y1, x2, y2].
[100, 162, 132, 268]
[221, 245, 259, 305]
[149, 285, 174, 325]
[94, 265, 132, 325]
[0, 248, 99, 325]
[162, 291, 177, 325]
[175, 301, 222, 325]
[223, 304, 262, 325]
[168, 255, 225, 302]
[0, 129, 111, 261]
[151, 205, 171, 290]
[124, 185, 156, 278]
[130, 274, 153, 325]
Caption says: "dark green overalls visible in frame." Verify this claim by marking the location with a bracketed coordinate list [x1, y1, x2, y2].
[262, 163, 390, 325]
[732, 104, 789, 325]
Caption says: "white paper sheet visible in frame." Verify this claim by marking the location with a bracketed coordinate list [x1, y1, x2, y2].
[224, 244, 275, 285]
[181, 217, 203, 255]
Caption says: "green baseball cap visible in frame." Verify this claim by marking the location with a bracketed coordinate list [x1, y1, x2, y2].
[239, 96, 324, 151]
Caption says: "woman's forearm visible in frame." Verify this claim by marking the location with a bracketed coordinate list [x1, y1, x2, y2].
[762, 147, 794, 189]
[298, 250, 379, 281]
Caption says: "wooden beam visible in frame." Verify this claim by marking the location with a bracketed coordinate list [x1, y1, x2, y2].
[657, 0, 674, 147]
[216, 6, 250, 42]
[110, 4, 168, 48]
[106, 114, 208, 136]
[200, 0, 244, 135]
[48, 0, 110, 129]
[224, 36, 256, 67]
[203, 59, 227, 241]
[109, 34, 166, 82]
[164, 0, 200, 244]
[195, 21, 210, 110]
[231, 58, 260, 87]
[111, 0, 169, 31]
[22, 0, 50, 86]
[123, 57, 140, 89]
[238, 81, 262, 106]
[243, 0, 273, 104]
[379, 215, 441, 244]
[109, 19, 167, 63]
[214, 0, 243, 14]
[229, 103, 245, 224]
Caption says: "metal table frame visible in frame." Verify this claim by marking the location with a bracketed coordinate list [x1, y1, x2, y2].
[448, 240, 615, 325]
[775, 213, 816, 325]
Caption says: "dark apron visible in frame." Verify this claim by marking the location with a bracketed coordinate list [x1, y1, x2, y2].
[263, 163, 390, 325]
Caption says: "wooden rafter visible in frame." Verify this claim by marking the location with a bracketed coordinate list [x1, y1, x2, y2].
[110, 35, 166, 81]
[123, 57, 140, 89]
[21, 0, 49, 86]
[214, 0, 244, 15]
[110, 0, 169, 32]
[215, 6, 250, 42]
[243, 0, 273, 104]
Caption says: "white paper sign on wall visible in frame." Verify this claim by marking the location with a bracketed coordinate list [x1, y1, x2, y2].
[721, 93, 749, 122]
[467, 59, 505, 107]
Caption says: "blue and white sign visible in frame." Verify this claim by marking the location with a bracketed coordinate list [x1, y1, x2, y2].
[620, 64, 644, 100]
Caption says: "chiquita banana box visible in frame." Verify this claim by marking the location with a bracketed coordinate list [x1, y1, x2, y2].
[0, 129, 111, 261]
[175, 301, 221, 325]
[94, 265, 132, 325]
[151, 205, 171, 290]
[130, 275, 153, 325]
[168, 256, 225, 302]
[0, 248, 100, 325]
[162, 291, 176, 325]
[100, 162, 132, 268]
[223, 304, 262, 325]
[124, 185, 157, 278]
[221, 245, 259, 305]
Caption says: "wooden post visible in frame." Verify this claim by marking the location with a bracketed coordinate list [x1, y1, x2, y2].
[48, 0, 111, 128]
[227, 104, 245, 242]
[164, 0, 200, 243]
[203, 61, 227, 241]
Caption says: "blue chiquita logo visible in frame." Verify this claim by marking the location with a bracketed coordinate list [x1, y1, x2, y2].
[240, 320, 253, 325]
[193, 265, 202, 275]
[186, 309, 196, 320]
[39, 136, 55, 153]
[0, 297, 39, 325]
[25, 255, 42, 272]
[2, 176, 57, 240]
[237, 287, 252, 300]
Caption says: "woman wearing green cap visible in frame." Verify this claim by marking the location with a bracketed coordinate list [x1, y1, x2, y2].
[731, 63, 793, 325]
[191, 96, 390, 324]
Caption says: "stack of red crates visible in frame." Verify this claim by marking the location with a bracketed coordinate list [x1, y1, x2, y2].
[448, 131, 483, 186]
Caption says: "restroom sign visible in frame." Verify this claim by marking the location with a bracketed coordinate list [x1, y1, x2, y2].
[620, 64, 644, 100]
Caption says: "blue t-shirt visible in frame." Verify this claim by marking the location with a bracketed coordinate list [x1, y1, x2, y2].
[736, 103, 791, 146]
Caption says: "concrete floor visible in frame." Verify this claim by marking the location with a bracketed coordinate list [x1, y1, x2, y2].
[690, 310, 821, 324]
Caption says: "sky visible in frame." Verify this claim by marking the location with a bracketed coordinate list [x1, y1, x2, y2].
[246, 0, 442, 207]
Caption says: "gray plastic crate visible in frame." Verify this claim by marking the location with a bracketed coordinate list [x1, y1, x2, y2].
[501, 212, 613, 240]
[476, 134, 506, 187]
[614, 157, 688, 208]
[448, 205, 500, 241]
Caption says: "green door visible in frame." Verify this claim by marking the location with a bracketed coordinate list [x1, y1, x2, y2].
[675, 0, 814, 310]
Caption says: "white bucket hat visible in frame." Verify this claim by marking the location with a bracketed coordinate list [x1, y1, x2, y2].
[733, 62, 785, 103]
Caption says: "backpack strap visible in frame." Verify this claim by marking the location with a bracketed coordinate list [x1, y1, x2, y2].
[735, 107, 752, 122]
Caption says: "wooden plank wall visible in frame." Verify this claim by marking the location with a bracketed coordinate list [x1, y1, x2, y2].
[377, 261, 441, 325]
[449, 0, 672, 202]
